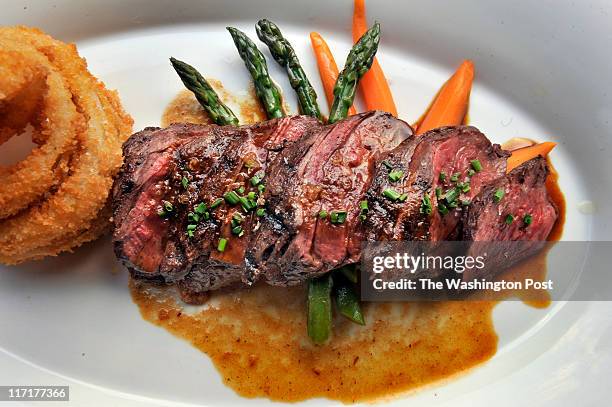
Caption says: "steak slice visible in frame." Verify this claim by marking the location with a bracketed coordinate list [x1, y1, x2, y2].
[176, 116, 320, 299]
[460, 156, 558, 281]
[246, 111, 413, 286]
[112, 124, 212, 280]
[365, 126, 510, 243]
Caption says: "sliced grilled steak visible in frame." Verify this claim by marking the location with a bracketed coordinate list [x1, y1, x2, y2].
[246, 111, 413, 286]
[112, 123, 212, 281]
[460, 156, 558, 281]
[112, 117, 318, 293]
[176, 116, 320, 299]
[365, 126, 509, 243]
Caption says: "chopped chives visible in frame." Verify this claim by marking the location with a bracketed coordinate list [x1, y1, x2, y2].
[382, 160, 392, 169]
[181, 176, 189, 189]
[232, 212, 244, 224]
[239, 196, 256, 211]
[493, 188, 505, 203]
[217, 238, 228, 252]
[256, 208, 266, 217]
[247, 191, 256, 200]
[237, 186, 245, 195]
[330, 210, 347, 224]
[232, 226, 243, 235]
[420, 194, 433, 215]
[187, 230, 194, 238]
[505, 214, 515, 224]
[435, 187, 442, 199]
[210, 198, 224, 209]
[523, 214, 533, 226]
[318, 210, 328, 219]
[163, 201, 173, 212]
[250, 175, 262, 186]
[450, 172, 460, 183]
[461, 183, 471, 193]
[438, 202, 449, 215]
[467, 169, 476, 177]
[224, 191, 241, 205]
[258, 184, 266, 193]
[444, 187, 460, 204]
[461, 199, 471, 206]
[398, 193, 408, 202]
[186, 224, 197, 231]
[359, 200, 369, 211]
[388, 170, 404, 182]
[383, 188, 401, 201]
[187, 212, 199, 223]
[470, 159, 482, 172]
[194, 202, 207, 214]
[439, 172, 447, 182]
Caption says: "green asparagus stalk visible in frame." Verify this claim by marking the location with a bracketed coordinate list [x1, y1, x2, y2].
[307, 273, 333, 344]
[227, 27, 284, 119]
[255, 19, 322, 120]
[170, 57, 239, 126]
[333, 274, 365, 325]
[328, 22, 380, 124]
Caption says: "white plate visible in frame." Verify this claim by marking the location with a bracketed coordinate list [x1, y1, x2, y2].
[1, 0, 611, 406]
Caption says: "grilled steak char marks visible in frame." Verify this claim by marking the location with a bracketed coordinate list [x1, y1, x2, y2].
[246, 111, 413, 286]
[177, 116, 319, 299]
[112, 124, 216, 280]
[113, 115, 560, 303]
[460, 156, 558, 281]
[365, 126, 509, 243]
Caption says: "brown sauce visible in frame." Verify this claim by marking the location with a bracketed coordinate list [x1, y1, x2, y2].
[130, 89, 566, 403]
[162, 80, 266, 127]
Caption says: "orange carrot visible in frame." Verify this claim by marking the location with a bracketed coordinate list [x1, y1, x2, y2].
[310, 32, 357, 116]
[352, 0, 398, 116]
[416, 60, 475, 135]
[507, 142, 557, 172]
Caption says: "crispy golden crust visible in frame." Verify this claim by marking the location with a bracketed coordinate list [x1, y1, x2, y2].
[0, 26, 133, 264]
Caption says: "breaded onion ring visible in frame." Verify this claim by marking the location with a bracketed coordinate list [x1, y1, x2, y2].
[0, 26, 133, 264]
[0, 45, 82, 218]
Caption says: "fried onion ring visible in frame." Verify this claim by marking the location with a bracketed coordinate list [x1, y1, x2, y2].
[0, 26, 133, 264]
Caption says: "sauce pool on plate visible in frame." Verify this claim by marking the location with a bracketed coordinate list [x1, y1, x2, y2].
[131, 89, 565, 402]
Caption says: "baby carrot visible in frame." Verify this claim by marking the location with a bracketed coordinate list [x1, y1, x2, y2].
[416, 60, 475, 135]
[310, 32, 357, 116]
[352, 0, 397, 116]
[507, 142, 557, 172]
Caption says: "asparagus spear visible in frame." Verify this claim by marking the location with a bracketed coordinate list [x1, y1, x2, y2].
[334, 273, 365, 325]
[255, 19, 322, 120]
[307, 273, 333, 344]
[328, 22, 380, 124]
[169, 57, 239, 126]
[227, 27, 284, 119]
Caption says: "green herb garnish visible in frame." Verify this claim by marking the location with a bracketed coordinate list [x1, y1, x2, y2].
[224, 191, 241, 205]
[383, 188, 401, 201]
[194, 202, 207, 214]
[471, 159, 482, 172]
[450, 172, 460, 183]
[181, 176, 189, 189]
[388, 170, 404, 182]
[210, 198, 224, 209]
[330, 210, 348, 224]
[493, 188, 505, 203]
[523, 214, 533, 226]
[420, 194, 433, 215]
[256, 208, 266, 217]
[318, 210, 328, 219]
[217, 238, 228, 252]
[439, 172, 447, 182]
[505, 214, 515, 224]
